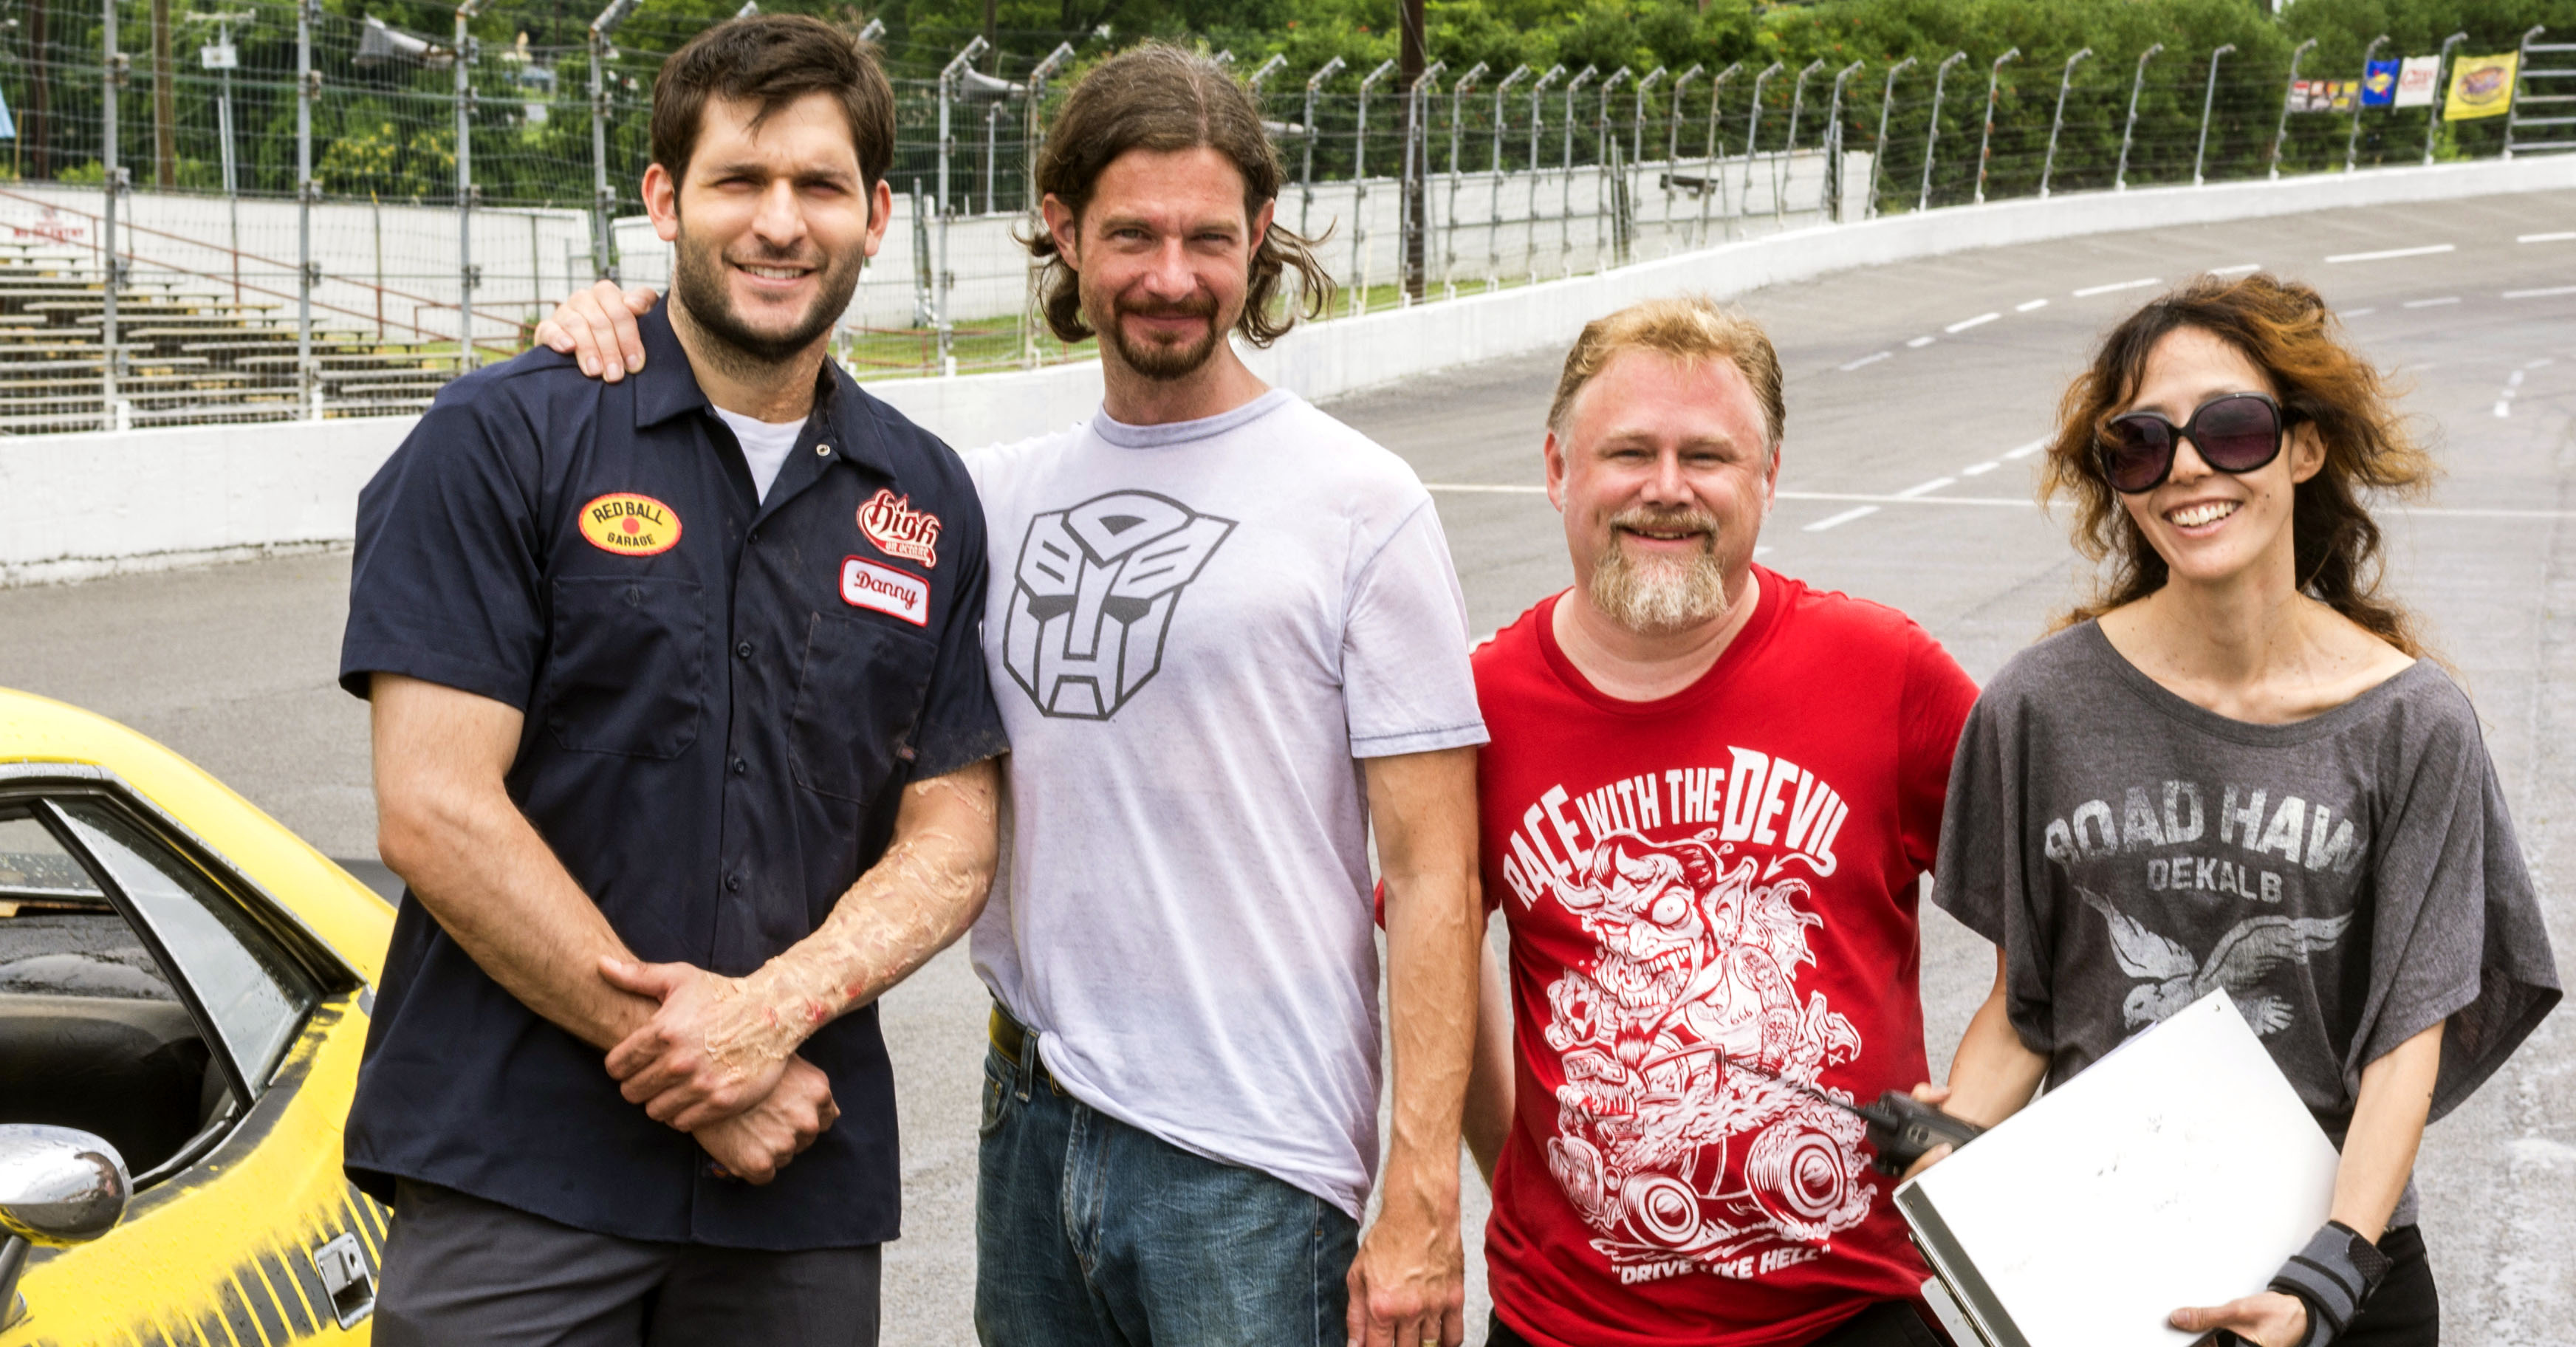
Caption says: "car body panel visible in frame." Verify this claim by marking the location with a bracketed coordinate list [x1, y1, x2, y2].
[0, 687, 397, 1346]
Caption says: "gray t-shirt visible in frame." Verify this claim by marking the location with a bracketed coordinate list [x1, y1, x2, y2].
[1933, 622, 2559, 1230]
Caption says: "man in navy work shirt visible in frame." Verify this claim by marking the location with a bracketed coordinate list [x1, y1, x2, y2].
[338, 17, 1006, 1344]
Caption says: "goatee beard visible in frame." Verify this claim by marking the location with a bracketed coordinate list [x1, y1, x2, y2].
[1588, 510, 1730, 636]
[671, 223, 860, 370]
[1089, 288, 1227, 382]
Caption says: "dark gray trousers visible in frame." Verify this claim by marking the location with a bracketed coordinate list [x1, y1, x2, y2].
[373, 1179, 882, 1347]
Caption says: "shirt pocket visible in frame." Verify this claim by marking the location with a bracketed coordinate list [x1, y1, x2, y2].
[789, 611, 940, 803]
[539, 576, 710, 759]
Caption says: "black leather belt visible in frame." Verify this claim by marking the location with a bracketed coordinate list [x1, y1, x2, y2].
[989, 1003, 1037, 1070]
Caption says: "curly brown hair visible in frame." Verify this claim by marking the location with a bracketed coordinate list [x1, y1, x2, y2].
[1026, 44, 1331, 347]
[2042, 273, 2435, 655]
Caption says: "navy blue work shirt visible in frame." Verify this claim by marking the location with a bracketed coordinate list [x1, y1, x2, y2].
[337, 304, 1006, 1250]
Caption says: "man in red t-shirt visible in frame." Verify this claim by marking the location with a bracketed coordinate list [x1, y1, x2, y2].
[1465, 298, 1979, 1347]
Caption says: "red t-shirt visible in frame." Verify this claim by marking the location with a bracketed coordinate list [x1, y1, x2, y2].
[1478, 569, 1977, 1347]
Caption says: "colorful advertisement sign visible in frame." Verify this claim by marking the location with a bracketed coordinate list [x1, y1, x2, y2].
[2292, 79, 2359, 113]
[2394, 55, 2442, 109]
[2361, 59, 2401, 107]
[2445, 54, 2520, 120]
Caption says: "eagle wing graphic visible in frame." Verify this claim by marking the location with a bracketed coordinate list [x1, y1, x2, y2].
[2075, 885, 2198, 981]
[2196, 913, 2353, 1000]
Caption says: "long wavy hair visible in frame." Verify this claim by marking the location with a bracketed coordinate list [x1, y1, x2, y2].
[1026, 44, 1331, 347]
[2042, 273, 2433, 655]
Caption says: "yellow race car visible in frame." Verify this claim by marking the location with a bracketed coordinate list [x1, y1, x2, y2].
[1, 686, 394, 1346]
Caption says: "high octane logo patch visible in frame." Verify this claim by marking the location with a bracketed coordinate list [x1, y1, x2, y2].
[578, 493, 682, 556]
[857, 488, 942, 568]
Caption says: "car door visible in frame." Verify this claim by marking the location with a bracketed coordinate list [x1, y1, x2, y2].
[1, 776, 388, 1346]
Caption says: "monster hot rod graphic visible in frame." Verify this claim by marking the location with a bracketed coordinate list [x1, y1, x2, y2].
[1505, 760, 1877, 1285]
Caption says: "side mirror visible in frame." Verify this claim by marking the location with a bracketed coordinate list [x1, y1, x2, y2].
[0, 1125, 130, 1331]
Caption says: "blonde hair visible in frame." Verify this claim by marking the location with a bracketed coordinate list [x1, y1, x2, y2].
[1546, 296, 1786, 450]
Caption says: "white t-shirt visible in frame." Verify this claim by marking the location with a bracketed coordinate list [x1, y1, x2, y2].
[712, 405, 804, 503]
[966, 388, 1487, 1214]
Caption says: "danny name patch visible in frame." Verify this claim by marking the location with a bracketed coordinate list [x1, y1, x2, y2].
[857, 488, 942, 568]
[578, 493, 682, 556]
[841, 556, 929, 626]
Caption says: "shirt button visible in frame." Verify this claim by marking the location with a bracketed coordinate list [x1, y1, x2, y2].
[736, 641, 754, 659]
[813, 443, 830, 456]
[731, 756, 747, 775]
[726, 874, 744, 893]
[747, 527, 760, 544]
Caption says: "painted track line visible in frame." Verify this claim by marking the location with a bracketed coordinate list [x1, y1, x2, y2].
[2210, 263, 2263, 275]
[1905, 335, 1936, 349]
[1946, 312, 2001, 334]
[1839, 351, 1892, 371]
[2505, 286, 2576, 300]
[2520, 231, 2576, 243]
[1895, 477, 1958, 498]
[2002, 438, 2049, 460]
[2404, 296, 2462, 309]
[2326, 243, 2453, 263]
[1961, 461, 2001, 476]
[2075, 278, 2161, 297]
[1804, 505, 1880, 532]
[2015, 298, 2049, 312]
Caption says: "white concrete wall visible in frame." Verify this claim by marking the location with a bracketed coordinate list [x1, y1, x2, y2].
[7, 152, 2571, 583]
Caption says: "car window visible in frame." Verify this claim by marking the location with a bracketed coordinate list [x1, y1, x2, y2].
[54, 800, 319, 1089]
[0, 810, 176, 1001]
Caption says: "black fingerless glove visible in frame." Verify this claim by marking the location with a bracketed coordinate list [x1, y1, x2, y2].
[2267, 1220, 2392, 1347]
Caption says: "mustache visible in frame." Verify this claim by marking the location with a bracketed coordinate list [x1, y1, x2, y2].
[1609, 507, 1720, 537]
[1113, 292, 1219, 322]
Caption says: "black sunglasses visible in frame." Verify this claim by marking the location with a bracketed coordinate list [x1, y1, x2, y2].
[2095, 391, 2292, 495]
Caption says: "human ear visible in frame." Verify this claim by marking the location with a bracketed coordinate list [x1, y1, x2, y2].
[2286, 420, 2326, 486]
[644, 163, 679, 244]
[1041, 194, 1080, 270]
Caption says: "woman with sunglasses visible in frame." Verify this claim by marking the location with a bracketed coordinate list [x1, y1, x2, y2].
[1914, 273, 2558, 1347]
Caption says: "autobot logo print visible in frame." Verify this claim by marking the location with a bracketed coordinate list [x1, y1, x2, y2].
[1004, 490, 1235, 719]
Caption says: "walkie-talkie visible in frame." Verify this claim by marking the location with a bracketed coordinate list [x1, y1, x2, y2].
[1723, 1055, 1987, 1176]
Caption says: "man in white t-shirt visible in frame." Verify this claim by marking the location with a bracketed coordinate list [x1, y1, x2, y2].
[539, 41, 1484, 1347]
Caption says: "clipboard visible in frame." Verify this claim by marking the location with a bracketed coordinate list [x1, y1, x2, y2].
[1894, 993, 2340, 1347]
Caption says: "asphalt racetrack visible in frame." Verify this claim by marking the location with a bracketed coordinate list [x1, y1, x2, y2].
[4, 188, 2571, 1344]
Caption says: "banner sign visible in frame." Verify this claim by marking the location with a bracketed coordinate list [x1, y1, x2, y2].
[2361, 60, 2401, 107]
[2446, 54, 2520, 120]
[2292, 79, 2358, 113]
[2394, 55, 2442, 109]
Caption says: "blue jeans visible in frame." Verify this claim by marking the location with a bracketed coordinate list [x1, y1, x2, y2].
[973, 1031, 1358, 1346]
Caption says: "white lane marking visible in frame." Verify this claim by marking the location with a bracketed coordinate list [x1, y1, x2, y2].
[2015, 298, 2049, 312]
[2075, 278, 2161, 297]
[2403, 296, 2462, 309]
[2003, 437, 2049, 460]
[1962, 461, 2001, 476]
[1946, 312, 2001, 334]
[2210, 263, 2263, 275]
[2344, 307, 2378, 317]
[1424, 482, 1546, 493]
[1895, 477, 1959, 498]
[2511, 371, 2527, 387]
[1906, 335, 1936, 349]
[2504, 285, 2576, 299]
[2326, 243, 2454, 263]
[2527, 358, 2556, 370]
[1839, 351, 1893, 371]
[2519, 231, 2576, 243]
[2496, 400, 2512, 418]
[1805, 505, 1881, 531]
[1755, 546, 1775, 558]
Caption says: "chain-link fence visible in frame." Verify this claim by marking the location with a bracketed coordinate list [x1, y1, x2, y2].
[0, 7, 2561, 432]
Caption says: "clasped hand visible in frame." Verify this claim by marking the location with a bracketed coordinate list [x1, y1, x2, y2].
[601, 956, 835, 1185]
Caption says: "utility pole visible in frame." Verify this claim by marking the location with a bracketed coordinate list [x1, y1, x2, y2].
[151, 0, 176, 186]
[1397, 0, 1426, 301]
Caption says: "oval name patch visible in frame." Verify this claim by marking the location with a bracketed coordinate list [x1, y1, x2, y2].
[578, 493, 682, 557]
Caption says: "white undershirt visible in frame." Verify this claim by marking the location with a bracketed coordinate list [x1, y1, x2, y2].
[711, 406, 806, 504]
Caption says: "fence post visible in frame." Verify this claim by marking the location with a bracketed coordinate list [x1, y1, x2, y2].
[1558, 66, 1594, 275]
[2345, 35, 2388, 171]
[1024, 42, 1074, 369]
[2041, 48, 2092, 197]
[1702, 63, 1739, 243]
[587, 0, 634, 281]
[2424, 32, 2465, 165]
[1445, 63, 1483, 295]
[2194, 44, 2235, 185]
[1973, 48, 2018, 205]
[1919, 53, 1965, 212]
[1778, 60, 1821, 224]
[1596, 69, 1628, 269]
[1869, 56, 1914, 218]
[2272, 38, 2318, 180]
[2505, 25, 2547, 159]
[2116, 44, 2160, 190]
[455, 0, 487, 374]
[936, 37, 988, 375]
[1665, 64, 1700, 241]
[1488, 65, 1527, 283]
[295, 0, 315, 415]
[1301, 56, 1344, 241]
[1739, 62, 1778, 226]
[100, 0, 124, 431]
[1399, 61, 1442, 304]
[1823, 61, 1860, 219]
[1353, 58, 1394, 314]
[1527, 65, 1561, 276]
